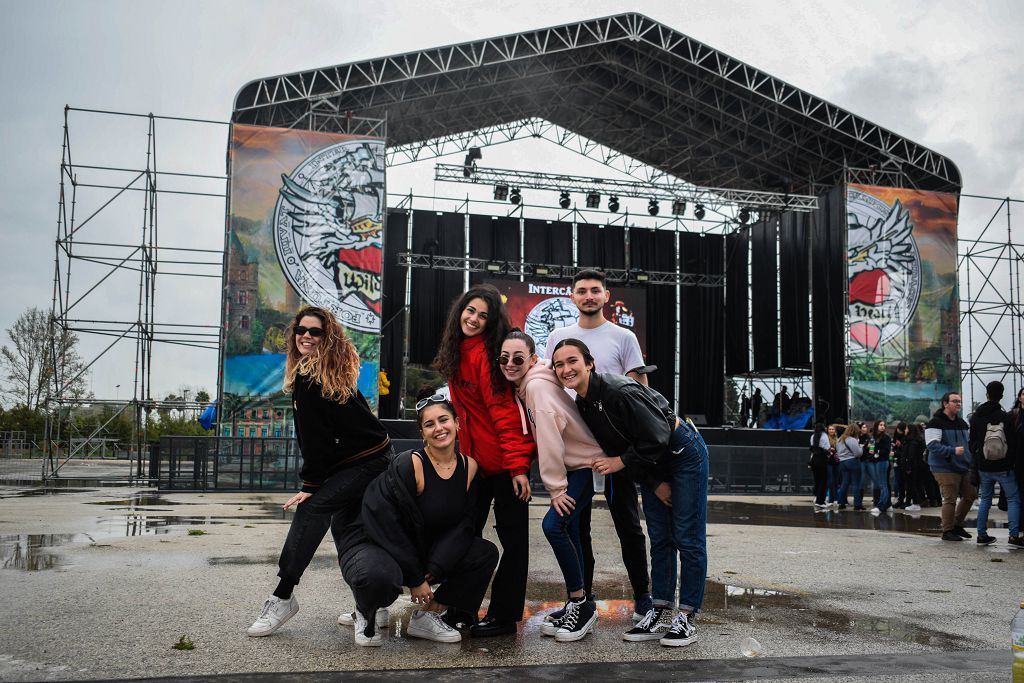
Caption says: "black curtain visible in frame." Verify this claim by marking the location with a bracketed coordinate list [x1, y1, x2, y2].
[679, 233, 725, 425]
[577, 223, 626, 270]
[378, 209, 408, 418]
[724, 229, 750, 376]
[629, 228, 677, 405]
[780, 211, 811, 369]
[811, 187, 848, 423]
[523, 218, 573, 268]
[751, 216, 779, 372]
[409, 211, 465, 366]
[469, 214, 520, 285]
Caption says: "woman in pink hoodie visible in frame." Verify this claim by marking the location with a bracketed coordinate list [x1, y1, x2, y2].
[498, 329, 604, 643]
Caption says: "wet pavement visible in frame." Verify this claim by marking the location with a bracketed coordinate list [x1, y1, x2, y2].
[0, 488, 1018, 681]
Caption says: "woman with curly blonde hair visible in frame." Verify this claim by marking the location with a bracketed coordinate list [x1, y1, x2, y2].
[248, 305, 394, 646]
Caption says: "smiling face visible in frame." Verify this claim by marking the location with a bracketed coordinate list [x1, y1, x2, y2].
[460, 297, 489, 337]
[499, 338, 535, 385]
[552, 344, 592, 395]
[571, 279, 610, 317]
[419, 404, 459, 450]
[294, 314, 325, 357]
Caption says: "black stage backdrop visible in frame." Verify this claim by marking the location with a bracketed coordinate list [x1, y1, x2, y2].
[409, 211, 465, 365]
[379, 209, 408, 418]
[751, 217, 779, 372]
[811, 187, 848, 422]
[679, 233, 725, 425]
[724, 229, 750, 376]
[577, 223, 626, 269]
[779, 211, 811, 369]
[629, 227, 677, 405]
[469, 215, 520, 286]
[524, 218, 573, 267]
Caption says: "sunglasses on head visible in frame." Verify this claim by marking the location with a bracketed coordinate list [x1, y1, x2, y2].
[497, 354, 527, 366]
[293, 325, 324, 337]
[415, 394, 449, 411]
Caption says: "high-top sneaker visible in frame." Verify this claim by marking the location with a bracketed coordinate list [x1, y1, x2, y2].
[554, 599, 597, 642]
[541, 600, 572, 637]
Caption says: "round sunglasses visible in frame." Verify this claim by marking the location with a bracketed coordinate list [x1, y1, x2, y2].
[497, 354, 528, 366]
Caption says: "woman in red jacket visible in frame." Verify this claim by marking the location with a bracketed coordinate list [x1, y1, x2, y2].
[434, 284, 535, 637]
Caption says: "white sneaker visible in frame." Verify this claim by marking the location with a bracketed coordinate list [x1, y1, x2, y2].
[247, 595, 299, 637]
[353, 610, 383, 647]
[407, 609, 462, 643]
[870, 507, 881, 514]
[339, 608, 389, 628]
[905, 504, 922, 512]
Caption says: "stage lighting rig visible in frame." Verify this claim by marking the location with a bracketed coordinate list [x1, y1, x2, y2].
[493, 184, 509, 201]
[671, 200, 686, 216]
[559, 191, 571, 209]
[694, 203, 706, 220]
[509, 187, 522, 204]
[648, 199, 659, 216]
[738, 207, 750, 224]
[485, 261, 502, 273]
[585, 192, 600, 208]
[462, 147, 482, 177]
[608, 196, 620, 212]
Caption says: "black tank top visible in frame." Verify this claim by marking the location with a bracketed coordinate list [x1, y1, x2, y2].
[415, 450, 468, 538]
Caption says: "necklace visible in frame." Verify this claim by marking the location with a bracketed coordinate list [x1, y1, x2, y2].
[424, 445, 456, 471]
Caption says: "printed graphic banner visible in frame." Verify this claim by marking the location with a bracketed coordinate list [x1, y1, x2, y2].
[221, 124, 384, 434]
[846, 184, 959, 422]
[487, 279, 647, 359]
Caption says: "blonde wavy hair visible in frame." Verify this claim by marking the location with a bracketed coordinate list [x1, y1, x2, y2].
[283, 306, 360, 403]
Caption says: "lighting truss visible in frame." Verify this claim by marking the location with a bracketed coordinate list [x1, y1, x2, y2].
[398, 252, 724, 287]
[435, 164, 818, 212]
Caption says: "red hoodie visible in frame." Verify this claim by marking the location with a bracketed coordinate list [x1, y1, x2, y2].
[448, 335, 535, 477]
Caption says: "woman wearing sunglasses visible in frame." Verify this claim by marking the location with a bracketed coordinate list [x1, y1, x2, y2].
[433, 285, 536, 637]
[497, 329, 603, 642]
[550, 338, 709, 648]
[248, 306, 393, 645]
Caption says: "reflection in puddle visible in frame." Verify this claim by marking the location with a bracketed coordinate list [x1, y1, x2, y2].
[1, 534, 79, 570]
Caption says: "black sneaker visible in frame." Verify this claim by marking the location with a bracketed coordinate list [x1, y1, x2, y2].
[854, 506, 867, 511]
[623, 607, 672, 641]
[837, 504, 848, 510]
[554, 599, 597, 642]
[954, 526, 972, 539]
[441, 608, 474, 630]
[1009, 536, 1024, 549]
[469, 616, 516, 638]
[941, 530, 964, 542]
[541, 600, 571, 637]
[976, 534, 996, 546]
[660, 611, 697, 647]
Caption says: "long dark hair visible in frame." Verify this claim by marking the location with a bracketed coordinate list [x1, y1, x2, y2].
[433, 284, 511, 391]
[812, 421, 825, 445]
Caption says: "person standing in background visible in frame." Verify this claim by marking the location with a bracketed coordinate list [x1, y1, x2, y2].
[926, 392, 975, 542]
[968, 381, 1020, 548]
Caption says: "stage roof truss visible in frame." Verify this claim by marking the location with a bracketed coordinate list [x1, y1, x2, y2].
[234, 13, 960, 195]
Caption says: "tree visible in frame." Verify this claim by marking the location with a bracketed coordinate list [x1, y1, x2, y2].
[1, 307, 88, 410]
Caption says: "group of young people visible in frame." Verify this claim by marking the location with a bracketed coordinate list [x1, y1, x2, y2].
[246, 270, 710, 649]
[807, 382, 1024, 548]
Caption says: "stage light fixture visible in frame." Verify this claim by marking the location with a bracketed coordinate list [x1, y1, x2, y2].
[585, 192, 600, 208]
[509, 187, 522, 205]
[559, 191, 571, 209]
[533, 265, 551, 276]
[671, 200, 686, 216]
[608, 196, 620, 212]
[634, 269, 650, 282]
[485, 261, 502, 273]
[462, 147, 482, 178]
[738, 207, 750, 224]
[466, 147, 483, 162]
[694, 203, 706, 220]
[648, 199, 659, 216]
[493, 184, 509, 201]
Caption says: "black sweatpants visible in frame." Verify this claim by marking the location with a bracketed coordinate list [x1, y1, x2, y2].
[810, 453, 829, 505]
[339, 536, 498, 625]
[578, 470, 651, 603]
[472, 471, 529, 622]
[276, 454, 389, 585]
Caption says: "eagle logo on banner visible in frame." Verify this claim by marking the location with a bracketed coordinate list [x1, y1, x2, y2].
[273, 140, 384, 333]
[846, 188, 922, 354]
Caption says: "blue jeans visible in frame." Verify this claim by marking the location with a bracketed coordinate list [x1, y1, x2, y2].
[541, 468, 595, 594]
[977, 470, 1020, 537]
[866, 460, 891, 512]
[837, 458, 862, 507]
[826, 462, 839, 503]
[639, 422, 709, 613]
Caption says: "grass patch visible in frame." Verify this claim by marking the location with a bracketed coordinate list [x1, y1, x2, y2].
[187, 529, 207, 536]
[172, 635, 194, 651]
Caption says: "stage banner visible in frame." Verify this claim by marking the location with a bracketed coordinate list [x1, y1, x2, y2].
[846, 183, 959, 423]
[220, 124, 385, 434]
[487, 279, 647, 359]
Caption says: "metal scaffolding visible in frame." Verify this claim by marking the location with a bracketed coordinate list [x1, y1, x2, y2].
[45, 106, 227, 481]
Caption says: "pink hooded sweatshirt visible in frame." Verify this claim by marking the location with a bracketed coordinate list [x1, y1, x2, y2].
[515, 360, 605, 499]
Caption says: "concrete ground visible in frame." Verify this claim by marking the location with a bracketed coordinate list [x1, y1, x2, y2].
[0, 485, 1018, 682]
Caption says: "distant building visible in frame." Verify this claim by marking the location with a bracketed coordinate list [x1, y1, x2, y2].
[226, 231, 259, 350]
[221, 394, 294, 439]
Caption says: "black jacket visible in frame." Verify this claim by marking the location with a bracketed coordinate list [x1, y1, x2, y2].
[902, 434, 926, 473]
[969, 400, 1014, 473]
[360, 450, 477, 588]
[575, 372, 677, 489]
[292, 373, 391, 493]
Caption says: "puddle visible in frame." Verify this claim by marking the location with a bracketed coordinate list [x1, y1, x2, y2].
[0, 487, 98, 498]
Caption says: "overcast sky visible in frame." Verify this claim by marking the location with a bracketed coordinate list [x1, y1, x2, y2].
[1, 0, 1022, 404]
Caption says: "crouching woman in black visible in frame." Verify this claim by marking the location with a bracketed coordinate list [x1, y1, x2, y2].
[348, 394, 499, 645]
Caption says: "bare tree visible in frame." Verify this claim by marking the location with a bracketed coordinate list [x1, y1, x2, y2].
[1, 307, 88, 410]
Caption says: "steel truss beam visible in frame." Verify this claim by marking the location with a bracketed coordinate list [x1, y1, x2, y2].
[435, 164, 818, 212]
[398, 252, 724, 287]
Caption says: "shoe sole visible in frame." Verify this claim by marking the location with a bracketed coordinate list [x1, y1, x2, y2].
[338, 611, 389, 628]
[354, 635, 383, 647]
[623, 631, 667, 642]
[407, 625, 462, 643]
[555, 613, 597, 642]
[977, 540, 996, 546]
[661, 634, 697, 647]
[247, 604, 299, 637]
